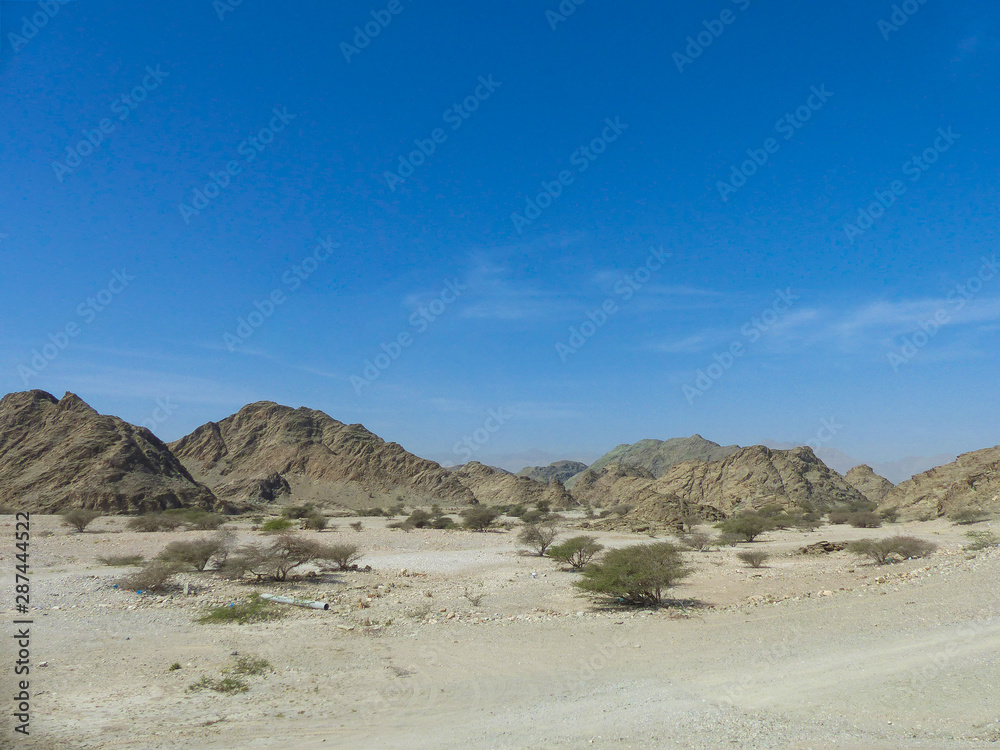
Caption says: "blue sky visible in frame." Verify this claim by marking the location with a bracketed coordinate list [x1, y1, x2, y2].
[1, 0, 998, 473]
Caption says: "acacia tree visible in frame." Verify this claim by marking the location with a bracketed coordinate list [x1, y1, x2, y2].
[547, 536, 603, 569]
[222, 533, 353, 581]
[576, 542, 692, 606]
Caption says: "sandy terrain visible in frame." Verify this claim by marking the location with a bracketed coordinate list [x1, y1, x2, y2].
[3, 514, 999, 749]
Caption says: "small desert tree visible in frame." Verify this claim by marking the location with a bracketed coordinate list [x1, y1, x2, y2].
[156, 531, 232, 572]
[462, 506, 498, 532]
[120, 561, 179, 592]
[576, 542, 692, 606]
[548, 536, 604, 569]
[715, 512, 768, 543]
[222, 533, 345, 581]
[518, 521, 560, 556]
[737, 549, 770, 568]
[326, 543, 363, 570]
[62, 509, 101, 533]
[848, 536, 937, 565]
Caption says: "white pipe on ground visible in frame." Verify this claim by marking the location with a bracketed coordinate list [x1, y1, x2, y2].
[260, 593, 329, 610]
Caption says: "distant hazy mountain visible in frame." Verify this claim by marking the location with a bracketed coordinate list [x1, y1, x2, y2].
[569, 435, 740, 488]
[516, 460, 588, 484]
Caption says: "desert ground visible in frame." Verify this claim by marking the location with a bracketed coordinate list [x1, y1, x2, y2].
[3, 513, 999, 750]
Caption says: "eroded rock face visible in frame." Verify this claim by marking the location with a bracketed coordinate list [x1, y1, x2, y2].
[516, 460, 588, 485]
[879, 446, 1000, 520]
[450, 461, 575, 509]
[169, 401, 476, 508]
[845, 465, 895, 505]
[0, 390, 216, 513]
[572, 445, 866, 525]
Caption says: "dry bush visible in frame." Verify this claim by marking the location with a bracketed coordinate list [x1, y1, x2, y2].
[120, 561, 179, 592]
[98, 554, 145, 566]
[303, 513, 328, 531]
[326, 543, 362, 570]
[677, 531, 715, 552]
[518, 521, 560, 556]
[950, 507, 991, 525]
[221, 534, 359, 581]
[736, 549, 770, 568]
[965, 530, 1000, 551]
[848, 536, 937, 565]
[62, 509, 101, 532]
[127, 514, 185, 532]
[349, 521, 363, 532]
[827, 510, 850, 525]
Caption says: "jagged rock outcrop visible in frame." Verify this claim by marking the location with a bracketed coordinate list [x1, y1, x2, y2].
[879, 446, 1000, 520]
[844, 465, 895, 505]
[568, 435, 740, 488]
[516, 460, 588, 485]
[572, 445, 866, 525]
[450, 461, 575, 509]
[0, 390, 216, 513]
[169, 401, 475, 508]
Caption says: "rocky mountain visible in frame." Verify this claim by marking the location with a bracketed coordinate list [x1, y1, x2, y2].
[844, 465, 895, 505]
[569, 435, 740, 488]
[169, 401, 475, 509]
[450, 461, 575, 509]
[573, 445, 867, 526]
[516, 460, 588, 485]
[0, 390, 216, 513]
[879, 446, 1000, 520]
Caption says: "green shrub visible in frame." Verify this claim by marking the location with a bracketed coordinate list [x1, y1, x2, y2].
[848, 536, 937, 565]
[461, 506, 499, 532]
[260, 518, 295, 533]
[715, 512, 768, 542]
[536, 500, 551, 515]
[188, 675, 248, 694]
[576, 542, 692, 606]
[232, 655, 272, 676]
[547, 536, 604, 569]
[847, 511, 882, 529]
[282, 504, 315, 519]
[676, 531, 715, 552]
[169, 662, 182, 671]
[430, 515, 456, 529]
[359, 507, 384, 517]
[879, 508, 899, 523]
[62, 509, 101, 533]
[827, 510, 850, 525]
[349, 521, 363, 532]
[610, 504, 633, 517]
[303, 513, 328, 531]
[737, 549, 770, 568]
[156, 533, 231, 572]
[197, 594, 284, 625]
[405, 509, 434, 528]
[679, 514, 701, 533]
[521, 510, 544, 524]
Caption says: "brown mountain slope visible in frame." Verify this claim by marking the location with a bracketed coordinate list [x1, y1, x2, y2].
[450, 461, 575, 509]
[169, 401, 475, 509]
[572, 445, 866, 525]
[880, 445, 1000, 520]
[0, 390, 216, 513]
[845, 465, 895, 505]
